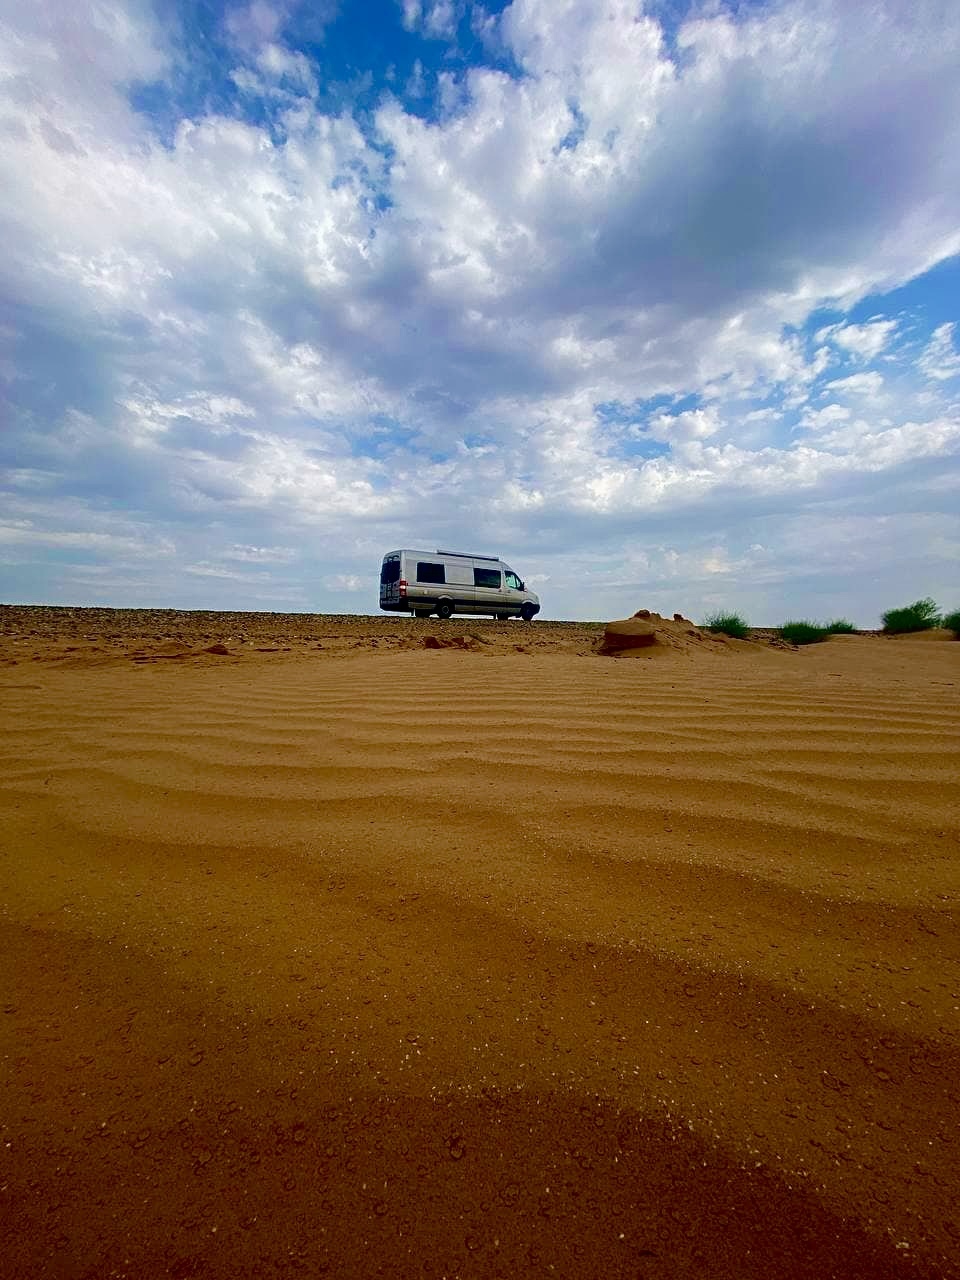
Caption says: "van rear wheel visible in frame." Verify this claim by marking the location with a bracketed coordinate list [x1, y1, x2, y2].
[437, 601, 453, 619]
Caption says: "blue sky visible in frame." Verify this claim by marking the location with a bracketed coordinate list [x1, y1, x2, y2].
[1, 0, 958, 623]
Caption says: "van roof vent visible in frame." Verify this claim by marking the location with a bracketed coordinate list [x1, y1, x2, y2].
[436, 549, 500, 562]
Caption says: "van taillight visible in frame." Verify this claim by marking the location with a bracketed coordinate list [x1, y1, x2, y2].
[399, 579, 407, 597]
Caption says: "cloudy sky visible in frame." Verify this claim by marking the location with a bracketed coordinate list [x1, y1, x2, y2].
[2, 0, 959, 623]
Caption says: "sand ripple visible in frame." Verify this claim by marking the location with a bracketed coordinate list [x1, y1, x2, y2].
[1, 618, 958, 1278]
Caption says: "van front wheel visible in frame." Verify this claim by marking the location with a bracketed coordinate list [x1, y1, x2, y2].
[520, 603, 536, 622]
[437, 601, 453, 619]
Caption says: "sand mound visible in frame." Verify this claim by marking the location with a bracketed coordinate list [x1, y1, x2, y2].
[889, 627, 957, 642]
[599, 609, 733, 655]
[421, 633, 482, 650]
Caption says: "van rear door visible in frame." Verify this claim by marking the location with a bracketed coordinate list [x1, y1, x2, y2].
[380, 553, 401, 607]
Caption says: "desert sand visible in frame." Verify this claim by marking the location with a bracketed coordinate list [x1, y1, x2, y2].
[1, 605, 958, 1279]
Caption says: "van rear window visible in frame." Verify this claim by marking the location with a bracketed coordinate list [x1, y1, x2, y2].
[416, 562, 445, 584]
[474, 567, 501, 589]
[380, 558, 400, 585]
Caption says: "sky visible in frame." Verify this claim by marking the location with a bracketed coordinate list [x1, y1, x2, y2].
[1, 0, 959, 625]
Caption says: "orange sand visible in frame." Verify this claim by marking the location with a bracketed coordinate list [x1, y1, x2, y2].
[1, 606, 958, 1278]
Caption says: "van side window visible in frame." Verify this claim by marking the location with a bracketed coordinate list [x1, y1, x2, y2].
[505, 571, 521, 590]
[474, 567, 501, 589]
[417, 562, 445, 584]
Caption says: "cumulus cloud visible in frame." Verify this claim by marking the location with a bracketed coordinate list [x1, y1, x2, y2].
[1, 0, 959, 619]
[800, 404, 852, 432]
[398, 0, 459, 40]
[647, 407, 722, 444]
[818, 320, 899, 361]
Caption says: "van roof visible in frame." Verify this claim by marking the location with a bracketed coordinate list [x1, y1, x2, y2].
[384, 548, 501, 563]
[435, 548, 500, 562]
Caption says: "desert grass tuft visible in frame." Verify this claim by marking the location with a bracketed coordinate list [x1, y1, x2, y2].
[825, 619, 856, 634]
[942, 609, 960, 636]
[881, 598, 941, 635]
[702, 610, 749, 639]
[780, 620, 828, 646]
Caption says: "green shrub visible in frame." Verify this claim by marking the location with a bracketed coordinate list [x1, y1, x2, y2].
[825, 619, 856, 634]
[881, 598, 941, 635]
[943, 609, 960, 636]
[702, 610, 749, 639]
[780, 620, 828, 646]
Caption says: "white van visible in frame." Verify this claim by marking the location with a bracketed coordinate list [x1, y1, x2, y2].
[379, 549, 541, 620]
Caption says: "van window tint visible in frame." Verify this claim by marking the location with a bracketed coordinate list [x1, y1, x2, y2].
[505, 571, 521, 590]
[380, 558, 400, 585]
[417, 561, 445, 584]
[474, 567, 501, 589]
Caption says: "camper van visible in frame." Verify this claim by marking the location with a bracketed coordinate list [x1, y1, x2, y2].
[379, 549, 541, 620]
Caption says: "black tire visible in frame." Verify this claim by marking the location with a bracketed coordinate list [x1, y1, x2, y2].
[437, 601, 453, 620]
[520, 603, 536, 622]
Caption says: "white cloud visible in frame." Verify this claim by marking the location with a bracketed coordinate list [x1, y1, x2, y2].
[256, 42, 317, 92]
[224, 544, 297, 563]
[399, 0, 422, 33]
[224, 1, 338, 52]
[823, 371, 886, 396]
[399, 0, 458, 39]
[325, 573, 364, 592]
[647, 406, 722, 444]
[801, 404, 851, 431]
[919, 322, 960, 382]
[183, 560, 253, 580]
[424, 1, 457, 39]
[820, 319, 898, 360]
[405, 59, 427, 99]
[0, 518, 176, 558]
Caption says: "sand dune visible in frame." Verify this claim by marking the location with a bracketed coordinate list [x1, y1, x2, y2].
[1, 607, 958, 1278]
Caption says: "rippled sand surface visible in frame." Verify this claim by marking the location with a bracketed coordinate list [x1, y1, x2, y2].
[1, 608, 958, 1278]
